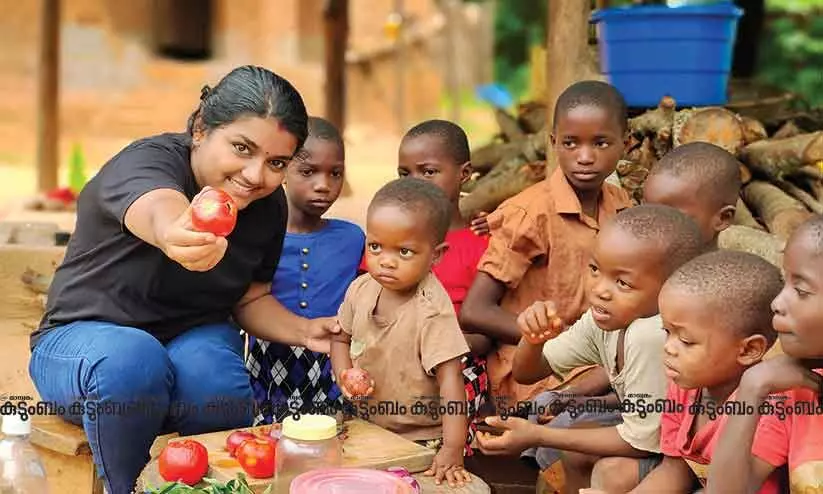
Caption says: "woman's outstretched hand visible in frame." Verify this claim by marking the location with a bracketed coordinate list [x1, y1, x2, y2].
[160, 191, 228, 272]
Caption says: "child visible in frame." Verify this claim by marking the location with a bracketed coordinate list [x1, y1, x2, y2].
[477, 204, 706, 493]
[628, 250, 784, 493]
[642, 142, 739, 248]
[642, 141, 785, 360]
[460, 80, 633, 408]
[707, 215, 823, 494]
[246, 116, 365, 424]
[331, 177, 473, 488]
[397, 119, 492, 454]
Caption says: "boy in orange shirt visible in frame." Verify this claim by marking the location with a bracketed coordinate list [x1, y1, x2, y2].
[461, 80, 632, 408]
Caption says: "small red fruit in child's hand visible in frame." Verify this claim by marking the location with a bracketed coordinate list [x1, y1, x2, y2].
[158, 439, 209, 486]
[225, 430, 256, 457]
[342, 368, 373, 398]
[235, 437, 276, 478]
[191, 188, 238, 237]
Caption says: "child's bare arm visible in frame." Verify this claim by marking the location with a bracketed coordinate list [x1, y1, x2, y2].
[464, 333, 493, 356]
[512, 339, 554, 384]
[425, 357, 472, 487]
[436, 357, 469, 455]
[512, 300, 564, 384]
[459, 273, 520, 344]
[706, 356, 818, 493]
[329, 335, 353, 384]
[629, 456, 696, 493]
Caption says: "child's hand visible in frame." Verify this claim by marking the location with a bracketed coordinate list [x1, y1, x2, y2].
[476, 416, 540, 456]
[517, 300, 564, 345]
[424, 445, 471, 487]
[338, 368, 375, 400]
[470, 211, 490, 236]
[739, 354, 823, 399]
[579, 489, 609, 494]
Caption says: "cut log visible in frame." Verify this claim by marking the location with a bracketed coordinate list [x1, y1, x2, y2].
[740, 132, 823, 180]
[628, 95, 676, 158]
[740, 164, 753, 185]
[772, 120, 803, 140]
[741, 116, 768, 144]
[675, 107, 746, 156]
[775, 179, 823, 214]
[618, 137, 657, 203]
[793, 165, 823, 181]
[495, 108, 526, 142]
[517, 101, 547, 134]
[718, 225, 785, 269]
[459, 160, 547, 220]
[471, 140, 520, 173]
[742, 181, 813, 240]
[733, 197, 763, 230]
[470, 130, 548, 175]
[809, 179, 823, 203]
[629, 95, 676, 136]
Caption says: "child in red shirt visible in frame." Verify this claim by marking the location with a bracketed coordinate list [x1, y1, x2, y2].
[627, 251, 784, 493]
[708, 215, 823, 494]
[397, 119, 492, 455]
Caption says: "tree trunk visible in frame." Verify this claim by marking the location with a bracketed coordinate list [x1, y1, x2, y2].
[544, 0, 598, 177]
[37, 0, 60, 193]
[324, 0, 350, 195]
[742, 181, 813, 240]
[740, 132, 823, 180]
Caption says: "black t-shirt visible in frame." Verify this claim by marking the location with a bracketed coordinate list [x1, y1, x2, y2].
[31, 133, 287, 348]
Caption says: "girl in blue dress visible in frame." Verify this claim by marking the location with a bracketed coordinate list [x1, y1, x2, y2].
[246, 117, 364, 424]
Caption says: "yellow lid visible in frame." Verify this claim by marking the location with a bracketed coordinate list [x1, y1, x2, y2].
[281, 414, 338, 441]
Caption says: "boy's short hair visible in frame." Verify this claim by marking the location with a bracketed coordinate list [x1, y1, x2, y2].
[648, 142, 741, 208]
[665, 250, 781, 347]
[794, 214, 823, 256]
[611, 204, 705, 276]
[368, 177, 452, 244]
[553, 80, 628, 132]
[402, 119, 470, 165]
[307, 116, 344, 149]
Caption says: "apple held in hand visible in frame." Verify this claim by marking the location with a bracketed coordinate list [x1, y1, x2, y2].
[191, 188, 238, 237]
[341, 368, 374, 398]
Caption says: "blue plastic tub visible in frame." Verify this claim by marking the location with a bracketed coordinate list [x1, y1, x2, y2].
[591, 2, 743, 107]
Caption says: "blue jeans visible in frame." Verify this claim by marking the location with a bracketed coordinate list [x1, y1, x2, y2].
[29, 321, 254, 494]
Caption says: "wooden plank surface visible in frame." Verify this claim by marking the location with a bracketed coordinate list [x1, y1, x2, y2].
[138, 419, 439, 492]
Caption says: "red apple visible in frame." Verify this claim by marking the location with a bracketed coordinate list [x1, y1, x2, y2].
[191, 188, 238, 237]
[341, 368, 373, 398]
[225, 430, 256, 457]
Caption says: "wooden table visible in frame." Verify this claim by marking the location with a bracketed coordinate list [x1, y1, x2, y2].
[136, 419, 490, 493]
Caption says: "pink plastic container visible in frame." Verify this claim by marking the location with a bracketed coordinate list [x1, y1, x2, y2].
[289, 468, 415, 494]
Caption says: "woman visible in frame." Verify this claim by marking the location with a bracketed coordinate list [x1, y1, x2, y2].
[28, 66, 338, 494]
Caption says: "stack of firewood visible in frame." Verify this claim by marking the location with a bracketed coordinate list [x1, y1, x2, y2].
[460, 96, 823, 247]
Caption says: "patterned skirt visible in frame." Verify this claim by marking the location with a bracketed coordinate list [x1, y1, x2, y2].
[462, 353, 489, 456]
[246, 337, 343, 425]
